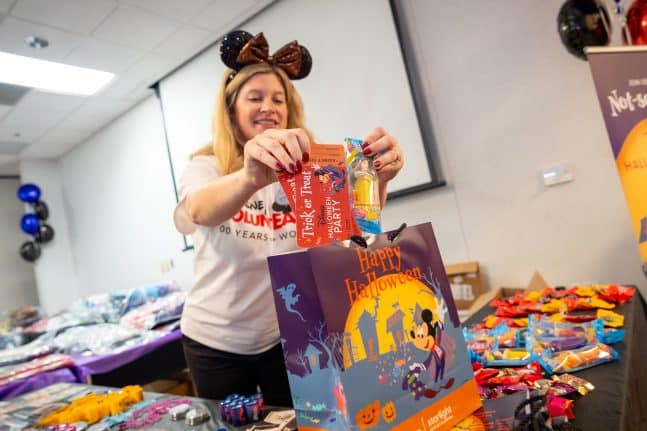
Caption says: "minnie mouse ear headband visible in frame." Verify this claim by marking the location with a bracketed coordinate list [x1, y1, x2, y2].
[220, 30, 312, 84]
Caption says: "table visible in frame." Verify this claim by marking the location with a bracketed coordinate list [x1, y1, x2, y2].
[71, 329, 186, 386]
[0, 329, 186, 400]
[0, 382, 291, 431]
[465, 289, 647, 430]
[0, 368, 77, 401]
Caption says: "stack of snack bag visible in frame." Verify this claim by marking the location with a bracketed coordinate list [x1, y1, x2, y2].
[455, 283, 635, 430]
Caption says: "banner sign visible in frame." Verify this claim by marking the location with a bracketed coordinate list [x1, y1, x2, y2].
[587, 46, 647, 271]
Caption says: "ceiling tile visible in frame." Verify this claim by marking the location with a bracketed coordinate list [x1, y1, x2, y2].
[0, 122, 47, 143]
[57, 96, 133, 132]
[0, 1, 13, 14]
[22, 127, 91, 157]
[0, 17, 83, 61]
[98, 53, 178, 99]
[118, 0, 214, 23]
[192, 0, 269, 32]
[12, 0, 117, 35]
[153, 25, 211, 58]
[64, 38, 144, 73]
[1, 102, 68, 132]
[14, 89, 85, 112]
[93, 5, 179, 50]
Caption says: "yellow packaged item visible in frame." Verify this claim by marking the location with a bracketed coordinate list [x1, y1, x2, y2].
[597, 309, 624, 327]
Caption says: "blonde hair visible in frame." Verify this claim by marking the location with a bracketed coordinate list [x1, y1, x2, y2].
[192, 63, 314, 175]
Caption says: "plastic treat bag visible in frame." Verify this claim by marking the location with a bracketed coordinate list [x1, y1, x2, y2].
[345, 138, 381, 234]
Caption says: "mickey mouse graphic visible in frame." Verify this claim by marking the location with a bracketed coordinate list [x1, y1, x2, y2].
[403, 298, 454, 400]
[313, 164, 346, 193]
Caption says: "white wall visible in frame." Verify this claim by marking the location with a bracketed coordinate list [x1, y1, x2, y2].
[0, 178, 39, 311]
[19, 160, 79, 314]
[25, 0, 645, 305]
[59, 96, 193, 297]
[387, 0, 646, 295]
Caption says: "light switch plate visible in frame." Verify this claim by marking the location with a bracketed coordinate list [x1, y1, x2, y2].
[540, 162, 574, 187]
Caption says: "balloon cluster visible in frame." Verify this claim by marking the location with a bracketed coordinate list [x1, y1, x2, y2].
[17, 183, 55, 263]
[558, 0, 647, 60]
[557, 0, 611, 60]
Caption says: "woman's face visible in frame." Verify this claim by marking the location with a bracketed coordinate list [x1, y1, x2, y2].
[233, 72, 288, 143]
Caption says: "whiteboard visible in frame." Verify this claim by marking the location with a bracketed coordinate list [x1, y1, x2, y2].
[158, 0, 435, 244]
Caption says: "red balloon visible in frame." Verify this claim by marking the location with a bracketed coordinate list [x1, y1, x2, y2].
[626, 0, 647, 45]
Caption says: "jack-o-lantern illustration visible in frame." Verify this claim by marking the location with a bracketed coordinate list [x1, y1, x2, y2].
[355, 400, 380, 430]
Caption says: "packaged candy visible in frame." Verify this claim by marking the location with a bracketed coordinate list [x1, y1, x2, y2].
[539, 298, 567, 314]
[476, 362, 543, 387]
[554, 313, 597, 323]
[527, 315, 601, 353]
[595, 284, 635, 304]
[545, 395, 574, 419]
[532, 379, 577, 398]
[482, 348, 532, 367]
[566, 285, 596, 297]
[536, 342, 618, 374]
[565, 296, 615, 311]
[552, 373, 595, 395]
[345, 137, 381, 234]
[600, 327, 625, 344]
[596, 309, 624, 327]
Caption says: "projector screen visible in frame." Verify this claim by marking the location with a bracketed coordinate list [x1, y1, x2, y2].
[157, 0, 438, 247]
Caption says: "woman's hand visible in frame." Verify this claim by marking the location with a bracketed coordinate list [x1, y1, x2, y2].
[362, 127, 404, 185]
[362, 127, 404, 205]
[242, 128, 311, 189]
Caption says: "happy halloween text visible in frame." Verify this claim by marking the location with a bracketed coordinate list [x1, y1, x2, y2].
[345, 246, 422, 304]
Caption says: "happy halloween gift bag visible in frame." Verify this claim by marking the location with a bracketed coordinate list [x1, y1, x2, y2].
[268, 222, 481, 431]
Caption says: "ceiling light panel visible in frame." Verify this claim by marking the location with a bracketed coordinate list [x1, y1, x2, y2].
[0, 51, 115, 95]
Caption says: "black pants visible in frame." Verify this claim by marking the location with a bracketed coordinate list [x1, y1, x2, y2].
[182, 335, 293, 407]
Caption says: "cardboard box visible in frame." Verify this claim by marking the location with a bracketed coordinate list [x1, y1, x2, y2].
[445, 261, 487, 309]
[457, 271, 550, 323]
[142, 369, 195, 396]
[495, 271, 550, 297]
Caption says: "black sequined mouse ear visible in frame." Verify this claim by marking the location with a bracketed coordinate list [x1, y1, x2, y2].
[293, 45, 312, 80]
[220, 30, 254, 70]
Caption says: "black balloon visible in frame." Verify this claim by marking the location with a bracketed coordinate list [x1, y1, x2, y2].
[19, 241, 41, 262]
[557, 0, 611, 60]
[33, 200, 49, 220]
[34, 224, 55, 244]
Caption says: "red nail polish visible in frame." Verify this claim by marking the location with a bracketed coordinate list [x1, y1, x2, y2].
[363, 148, 372, 156]
[374, 160, 382, 169]
[302, 152, 309, 163]
[276, 162, 285, 171]
[362, 141, 369, 149]
[290, 163, 297, 173]
[296, 160, 303, 172]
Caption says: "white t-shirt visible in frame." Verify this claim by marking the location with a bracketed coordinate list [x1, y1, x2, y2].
[174, 155, 297, 354]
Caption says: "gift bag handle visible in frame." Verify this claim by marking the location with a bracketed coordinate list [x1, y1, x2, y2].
[349, 223, 407, 248]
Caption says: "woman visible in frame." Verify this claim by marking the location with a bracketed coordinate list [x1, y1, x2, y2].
[174, 30, 404, 405]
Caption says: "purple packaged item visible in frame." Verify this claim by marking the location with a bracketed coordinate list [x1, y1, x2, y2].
[548, 336, 588, 352]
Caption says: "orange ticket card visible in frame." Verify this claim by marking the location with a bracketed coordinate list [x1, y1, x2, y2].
[295, 143, 358, 247]
[277, 171, 296, 210]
